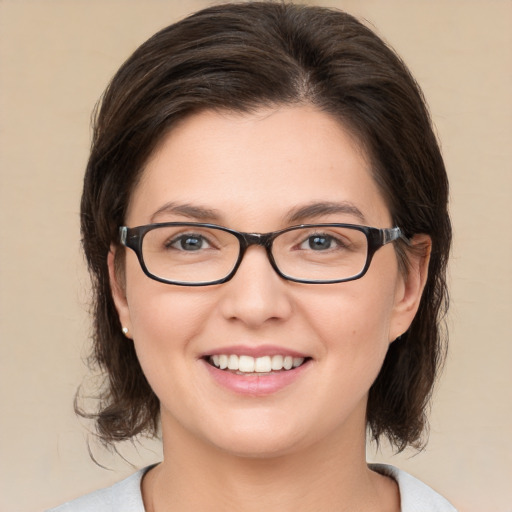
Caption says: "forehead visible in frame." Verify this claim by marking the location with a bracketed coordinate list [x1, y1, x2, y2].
[127, 106, 391, 228]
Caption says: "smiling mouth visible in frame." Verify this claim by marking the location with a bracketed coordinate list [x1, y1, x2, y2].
[206, 354, 309, 375]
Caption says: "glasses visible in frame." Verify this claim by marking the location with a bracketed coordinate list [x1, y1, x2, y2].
[119, 222, 407, 286]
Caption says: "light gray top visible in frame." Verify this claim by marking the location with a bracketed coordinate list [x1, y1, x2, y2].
[47, 463, 457, 511]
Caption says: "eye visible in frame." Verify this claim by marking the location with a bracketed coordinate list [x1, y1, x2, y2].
[300, 234, 341, 251]
[167, 233, 212, 251]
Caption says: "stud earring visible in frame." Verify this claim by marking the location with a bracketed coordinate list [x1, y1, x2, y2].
[122, 327, 129, 335]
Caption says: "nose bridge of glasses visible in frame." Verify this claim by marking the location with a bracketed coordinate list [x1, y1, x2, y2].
[236, 232, 277, 271]
[231, 231, 280, 283]
[240, 232, 274, 249]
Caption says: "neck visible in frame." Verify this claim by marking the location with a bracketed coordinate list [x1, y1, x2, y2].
[142, 416, 399, 512]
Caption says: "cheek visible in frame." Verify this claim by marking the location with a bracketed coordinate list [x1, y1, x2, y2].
[123, 268, 212, 376]
[266, 282, 399, 444]
[303, 279, 397, 348]
[128, 288, 210, 350]
[299, 268, 399, 390]
[124, 247, 207, 334]
[125, 286, 217, 423]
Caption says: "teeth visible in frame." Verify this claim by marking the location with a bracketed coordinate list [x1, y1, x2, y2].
[219, 354, 228, 369]
[254, 356, 271, 373]
[209, 354, 305, 373]
[293, 357, 303, 368]
[228, 355, 238, 370]
[239, 355, 255, 372]
[271, 355, 283, 370]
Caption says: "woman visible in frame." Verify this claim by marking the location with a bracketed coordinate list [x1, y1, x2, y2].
[49, 2, 455, 511]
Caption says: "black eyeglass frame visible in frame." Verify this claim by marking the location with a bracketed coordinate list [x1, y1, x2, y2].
[119, 222, 408, 286]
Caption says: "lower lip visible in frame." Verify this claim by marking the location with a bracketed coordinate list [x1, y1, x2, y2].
[202, 359, 311, 396]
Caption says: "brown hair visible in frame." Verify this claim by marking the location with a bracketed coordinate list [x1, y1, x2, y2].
[79, 2, 451, 451]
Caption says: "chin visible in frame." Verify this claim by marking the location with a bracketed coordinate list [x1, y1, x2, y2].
[197, 412, 316, 460]
[212, 434, 303, 460]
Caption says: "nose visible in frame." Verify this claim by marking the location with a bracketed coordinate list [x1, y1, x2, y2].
[217, 245, 293, 328]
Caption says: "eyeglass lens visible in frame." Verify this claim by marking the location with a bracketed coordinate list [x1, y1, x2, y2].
[140, 224, 369, 284]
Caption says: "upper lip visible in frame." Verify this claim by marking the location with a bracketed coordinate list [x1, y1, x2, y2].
[201, 344, 310, 359]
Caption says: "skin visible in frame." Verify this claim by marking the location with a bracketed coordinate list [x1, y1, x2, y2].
[109, 105, 430, 512]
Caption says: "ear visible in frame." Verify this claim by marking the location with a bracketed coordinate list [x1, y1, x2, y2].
[107, 246, 132, 338]
[389, 234, 431, 342]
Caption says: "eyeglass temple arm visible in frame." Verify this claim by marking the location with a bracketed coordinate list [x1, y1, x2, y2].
[382, 227, 411, 246]
[120, 226, 128, 246]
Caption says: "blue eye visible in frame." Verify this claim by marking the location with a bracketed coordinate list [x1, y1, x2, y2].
[169, 234, 211, 251]
[302, 234, 338, 251]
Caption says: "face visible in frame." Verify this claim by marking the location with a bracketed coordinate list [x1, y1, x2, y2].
[110, 105, 426, 459]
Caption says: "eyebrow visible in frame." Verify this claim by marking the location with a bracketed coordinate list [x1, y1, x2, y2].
[150, 200, 367, 226]
[285, 201, 367, 224]
[150, 202, 223, 223]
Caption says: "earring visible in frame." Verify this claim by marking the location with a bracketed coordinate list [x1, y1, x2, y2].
[122, 327, 129, 336]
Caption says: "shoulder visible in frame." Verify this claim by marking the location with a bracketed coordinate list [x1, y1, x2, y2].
[45, 466, 150, 512]
[370, 463, 458, 512]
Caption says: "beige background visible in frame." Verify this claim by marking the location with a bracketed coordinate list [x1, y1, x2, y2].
[0, 1, 511, 511]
